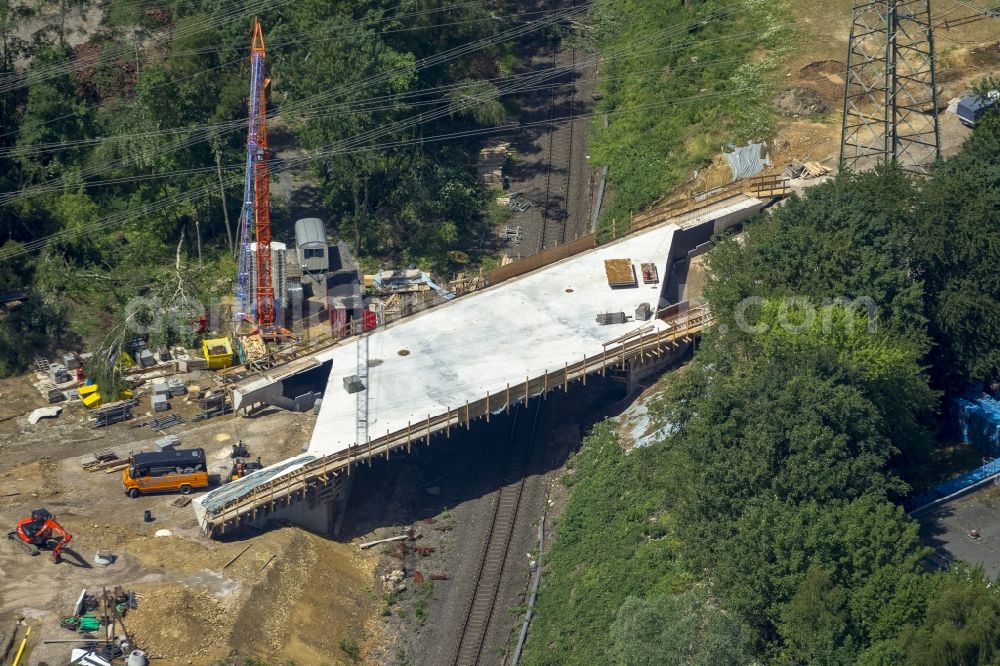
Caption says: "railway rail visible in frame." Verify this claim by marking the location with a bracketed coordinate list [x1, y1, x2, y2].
[452, 401, 541, 666]
[539, 0, 578, 251]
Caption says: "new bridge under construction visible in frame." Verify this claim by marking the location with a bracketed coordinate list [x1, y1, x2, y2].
[193, 189, 766, 535]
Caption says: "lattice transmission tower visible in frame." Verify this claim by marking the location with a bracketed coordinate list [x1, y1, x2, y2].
[840, 1, 941, 174]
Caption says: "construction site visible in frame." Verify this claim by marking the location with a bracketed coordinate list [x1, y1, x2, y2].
[1, 0, 999, 665]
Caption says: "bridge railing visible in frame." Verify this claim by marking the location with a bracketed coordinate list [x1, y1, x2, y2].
[205, 305, 713, 534]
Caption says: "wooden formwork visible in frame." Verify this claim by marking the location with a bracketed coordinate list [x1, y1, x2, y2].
[203, 304, 714, 536]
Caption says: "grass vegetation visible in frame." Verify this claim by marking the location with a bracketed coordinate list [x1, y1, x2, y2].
[520, 420, 687, 664]
[587, 0, 790, 227]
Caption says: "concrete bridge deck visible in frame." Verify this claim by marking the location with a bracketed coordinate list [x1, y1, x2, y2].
[192, 193, 763, 535]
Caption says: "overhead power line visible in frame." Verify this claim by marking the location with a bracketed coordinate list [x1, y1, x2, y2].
[0, 53, 759, 196]
[0, 4, 587, 207]
[0, 1, 762, 257]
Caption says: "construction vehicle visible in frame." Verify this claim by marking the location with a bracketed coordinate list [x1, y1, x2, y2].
[8, 508, 72, 563]
[122, 448, 209, 497]
[957, 90, 999, 127]
[227, 441, 264, 482]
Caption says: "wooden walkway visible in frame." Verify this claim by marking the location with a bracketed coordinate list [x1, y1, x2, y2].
[201, 304, 713, 535]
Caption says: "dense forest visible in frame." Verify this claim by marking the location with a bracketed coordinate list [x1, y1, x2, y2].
[522, 115, 1000, 665]
[0, 0, 542, 374]
[0, 0, 790, 377]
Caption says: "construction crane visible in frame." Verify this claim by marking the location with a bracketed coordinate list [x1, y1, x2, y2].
[234, 18, 276, 332]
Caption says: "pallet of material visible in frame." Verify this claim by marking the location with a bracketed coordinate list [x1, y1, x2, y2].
[802, 161, 831, 179]
[82, 452, 123, 472]
[596, 311, 628, 325]
[640, 263, 659, 284]
[89, 399, 138, 428]
[604, 259, 637, 288]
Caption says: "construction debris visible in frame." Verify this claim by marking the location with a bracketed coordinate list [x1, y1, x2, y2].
[785, 160, 831, 180]
[497, 192, 532, 212]
[802, 161, 831, 178]
[360, 534, 409, 550]
[93, 551, 116, 567]
[81, 452, 120, 472]
[221, 543, 253, 570]
[27, 406, 62, 424]
[258, 554, 276, 573]
[501, 224, 524, 244]
[477, 140, 510, 190]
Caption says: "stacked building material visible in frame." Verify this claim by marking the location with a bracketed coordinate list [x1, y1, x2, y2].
[90, 399, 138, 428]
[154, 435, 180, 452]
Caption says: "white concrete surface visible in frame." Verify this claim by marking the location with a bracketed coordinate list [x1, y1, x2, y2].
[306, 222, 678, 455]
[195, 193, 764, 526]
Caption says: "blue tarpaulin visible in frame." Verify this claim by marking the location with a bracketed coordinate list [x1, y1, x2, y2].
[909, 393, 1000, 512]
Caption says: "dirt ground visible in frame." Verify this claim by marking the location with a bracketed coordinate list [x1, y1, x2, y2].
[341, 377, 628, 666]
[0, 369, 379, 666]
[683, 4, 999, 195]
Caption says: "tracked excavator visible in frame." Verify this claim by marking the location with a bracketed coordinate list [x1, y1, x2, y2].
[8, 508, 72, 563]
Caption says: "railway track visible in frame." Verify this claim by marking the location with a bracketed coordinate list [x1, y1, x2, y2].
[452, 401, 541, 666]
[539, 0, 578, 251]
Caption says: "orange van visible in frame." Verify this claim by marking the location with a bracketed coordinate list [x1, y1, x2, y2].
[122, 448, 210, 498]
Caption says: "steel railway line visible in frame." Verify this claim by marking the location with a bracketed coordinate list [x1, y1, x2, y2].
[451, 400, 542, 666]
[539, 0, 578, 251]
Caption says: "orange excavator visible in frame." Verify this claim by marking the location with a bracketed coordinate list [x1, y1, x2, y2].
[8, 508, 72, 563]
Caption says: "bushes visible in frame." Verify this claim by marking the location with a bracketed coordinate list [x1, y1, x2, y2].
[524, 116, 1000, 662]
[519, 422, 687, 665]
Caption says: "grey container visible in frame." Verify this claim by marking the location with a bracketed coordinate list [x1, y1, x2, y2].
[343, 375, 366, 394]
[49, 363, 69, 383]
[167, 378, 187, 397]
[138, 349, 156, 367]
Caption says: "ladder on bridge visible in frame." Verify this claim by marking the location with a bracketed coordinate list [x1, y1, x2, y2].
[356, 332, 369, 449]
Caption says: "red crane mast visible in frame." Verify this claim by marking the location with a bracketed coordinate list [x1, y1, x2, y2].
[250, 19, 275, 329]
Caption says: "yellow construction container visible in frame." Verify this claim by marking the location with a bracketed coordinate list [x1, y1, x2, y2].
[77, 384, 133, 408]
[202, 337, 234, 370]
[78, 384, 101, 409]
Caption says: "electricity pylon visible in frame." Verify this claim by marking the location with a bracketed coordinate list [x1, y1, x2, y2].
[840, 1, 941, 174]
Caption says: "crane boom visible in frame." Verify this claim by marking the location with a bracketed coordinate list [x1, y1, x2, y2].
[234, 18, 275, 328]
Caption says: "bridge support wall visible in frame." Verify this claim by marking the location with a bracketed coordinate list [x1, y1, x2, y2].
[622, 341, 694, 394]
